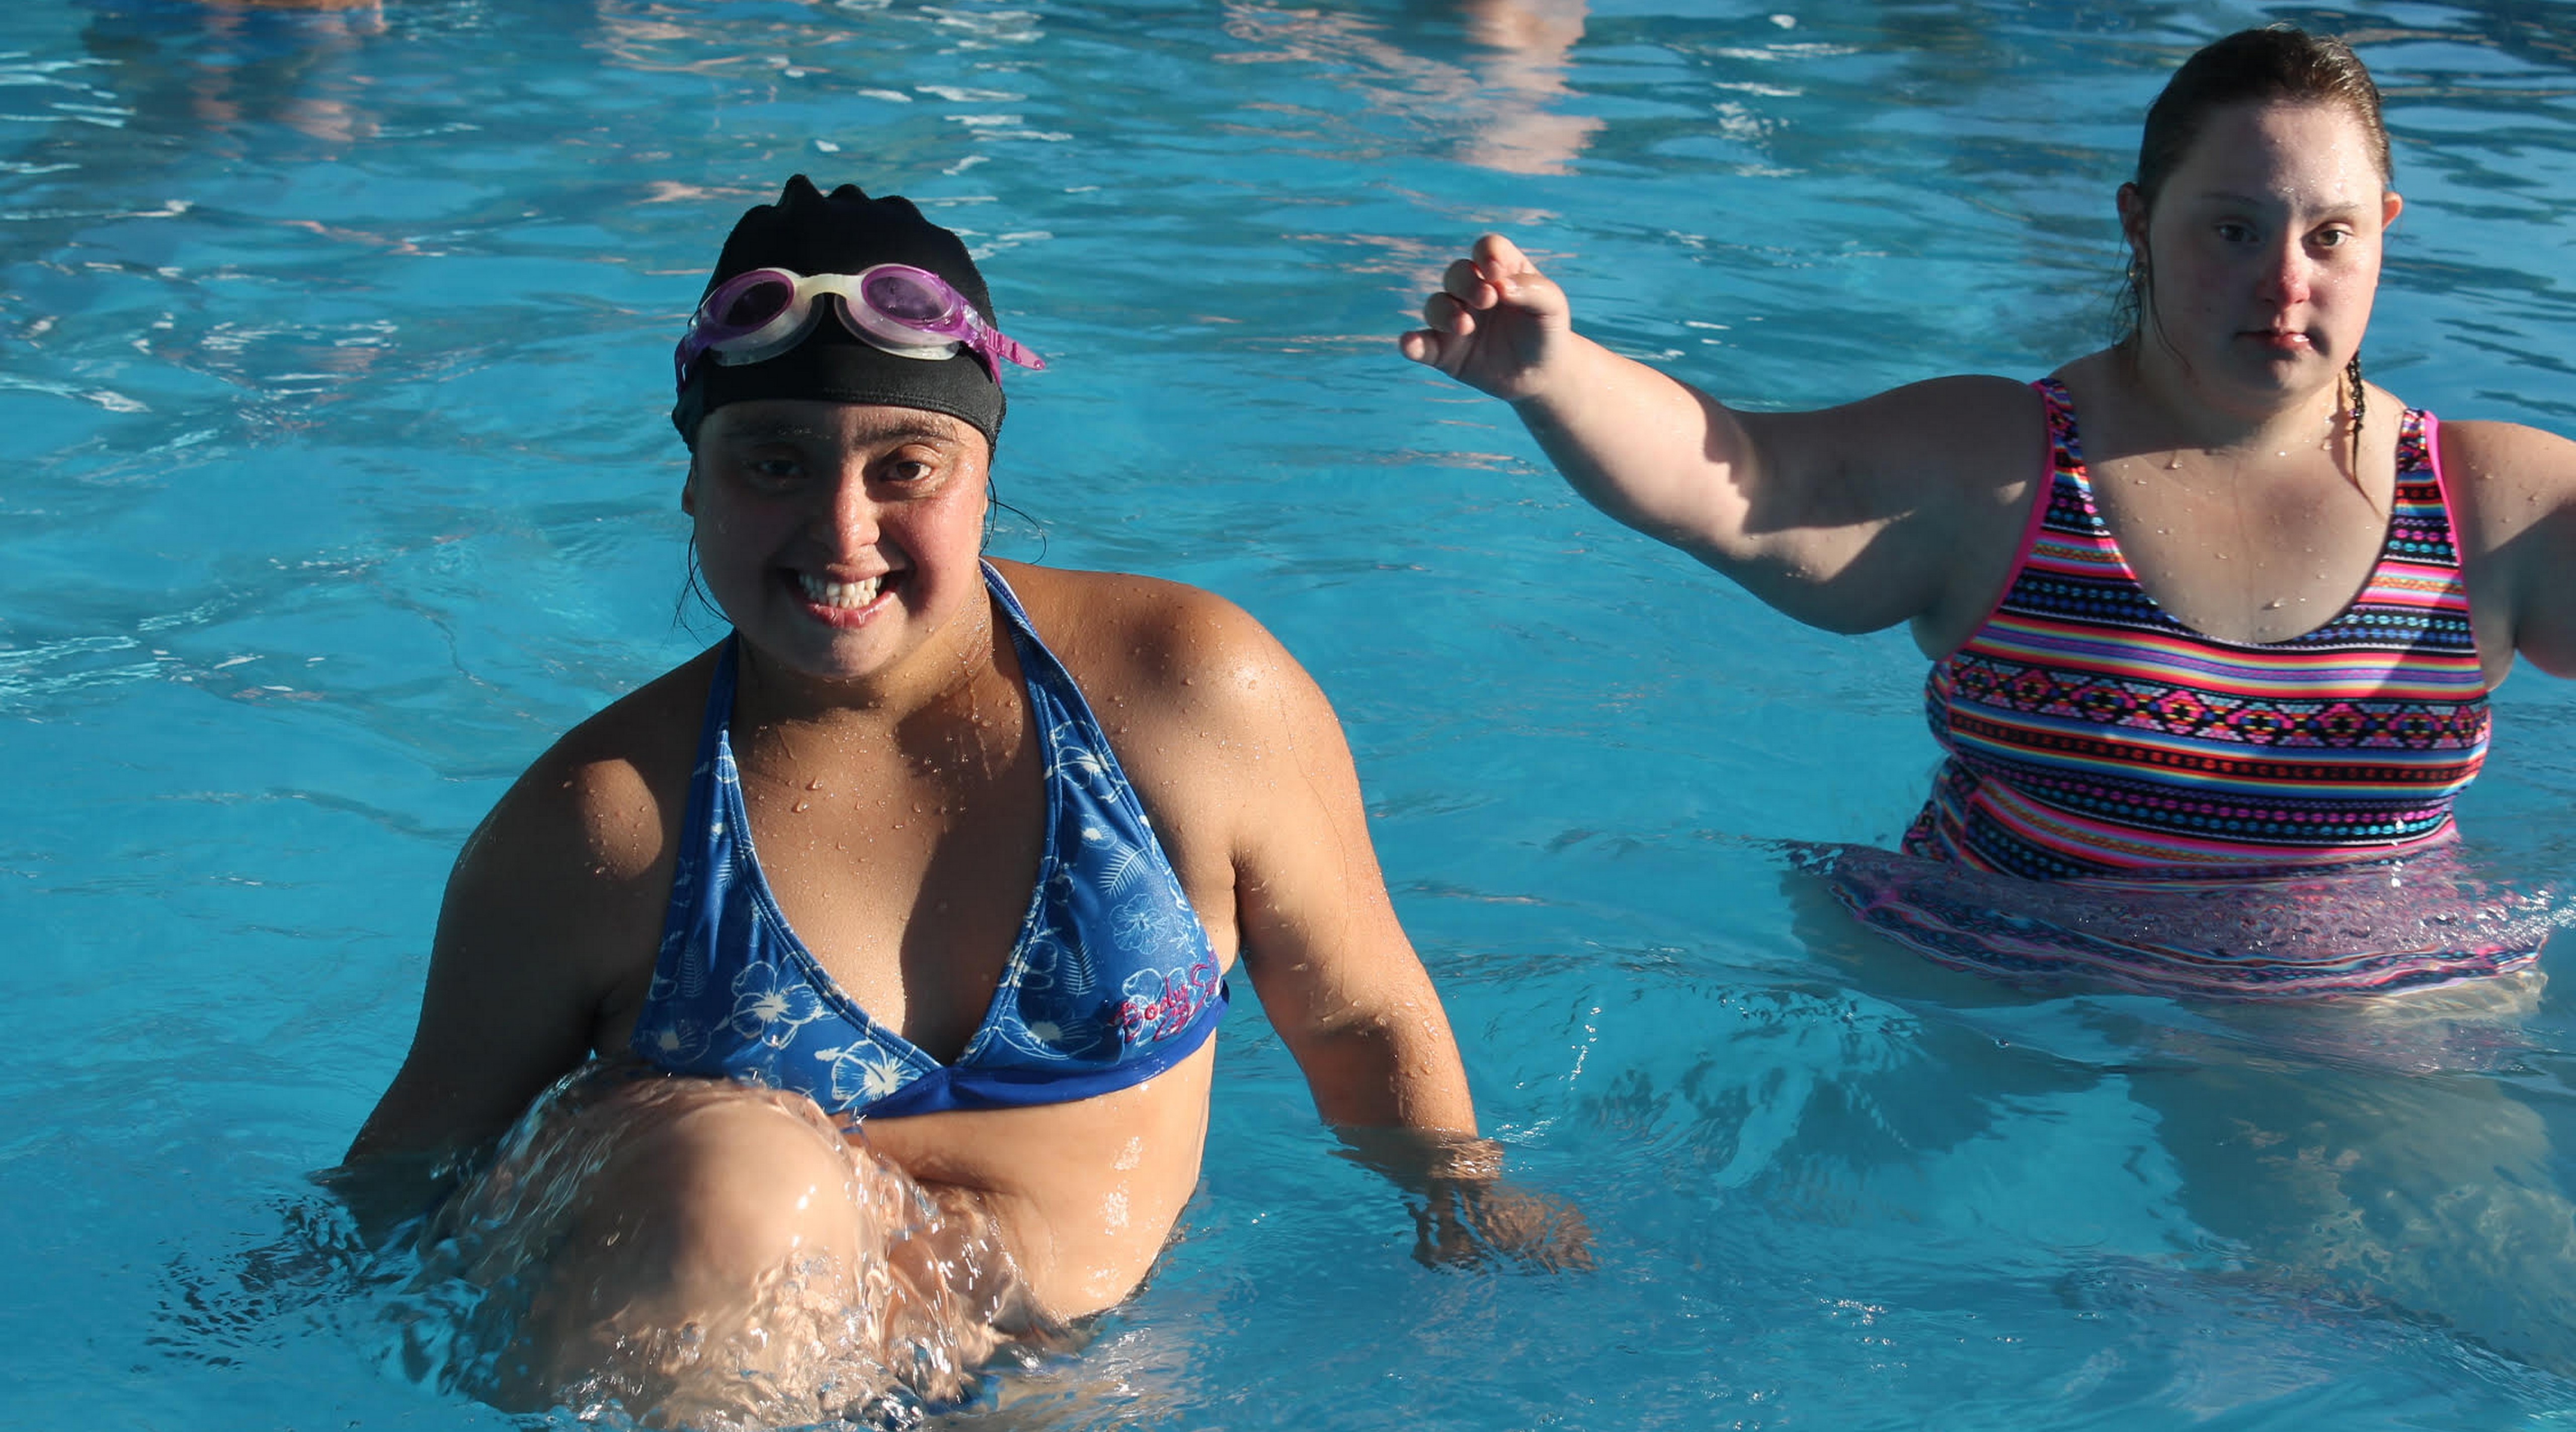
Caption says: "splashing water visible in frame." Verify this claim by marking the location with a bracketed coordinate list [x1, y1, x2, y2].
[345, 1065, 1071, 1429]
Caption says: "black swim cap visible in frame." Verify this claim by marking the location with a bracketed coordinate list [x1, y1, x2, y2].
[671, 175, 1006, 452]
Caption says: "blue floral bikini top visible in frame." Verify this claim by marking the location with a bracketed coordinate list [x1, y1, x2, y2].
[627, 561, 1228, 1123]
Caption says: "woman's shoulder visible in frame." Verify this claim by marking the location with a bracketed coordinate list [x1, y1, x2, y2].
[990, 559, 1321, 736]
[2432, 415, 2576, 550]
[2434, 415, 2576, 518]
[2436, 417, 2576, 679]
[995, 559, 1284, 671]
[2434, 414, 2576, 463]
[474, 646, 723, 886]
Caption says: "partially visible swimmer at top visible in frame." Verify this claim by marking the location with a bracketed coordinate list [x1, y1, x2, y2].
[345, 176, 1584, 1426]
[1403, 26, 2576, 999]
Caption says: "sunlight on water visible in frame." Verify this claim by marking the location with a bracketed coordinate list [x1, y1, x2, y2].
[6, 1, 2576, 1428]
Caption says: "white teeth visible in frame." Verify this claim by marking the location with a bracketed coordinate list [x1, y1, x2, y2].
[797, 572, 881, 609]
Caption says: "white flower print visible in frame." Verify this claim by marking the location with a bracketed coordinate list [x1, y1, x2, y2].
[637, 1016, 711, 1064]
[1048, 730, 1123, 796]
[817, 1041, 916, 1109]
[1019, 926, 1091, 998]
[729, 960, 825, 1047]
[1111, 894, 1184, 952]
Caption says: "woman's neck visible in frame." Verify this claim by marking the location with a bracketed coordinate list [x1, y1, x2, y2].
[2114, 335, 2348, 459]
[732, 595, 1007, 743]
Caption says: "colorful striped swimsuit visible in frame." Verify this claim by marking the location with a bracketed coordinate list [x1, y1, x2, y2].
[1819, 378, 2554, 997]
[1908, 377, 2489, 876]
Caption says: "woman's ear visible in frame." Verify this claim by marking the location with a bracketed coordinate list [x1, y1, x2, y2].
[2115, 181, 2148, 255]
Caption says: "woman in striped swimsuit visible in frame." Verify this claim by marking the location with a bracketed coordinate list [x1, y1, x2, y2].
[1402, 26, 2576, 999]
[1405, 25, 2576, 1371]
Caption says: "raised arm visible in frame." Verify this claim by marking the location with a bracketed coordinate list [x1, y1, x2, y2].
[346, 736, 673, 1167]
[2438, 418, 2576, 682]
[1400, 233, 2042, 646]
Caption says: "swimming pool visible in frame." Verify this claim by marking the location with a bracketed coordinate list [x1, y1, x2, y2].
[9, 0, 2576, 1424]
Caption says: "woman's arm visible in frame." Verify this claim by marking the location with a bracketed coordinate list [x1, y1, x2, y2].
[1130, 588, 1589, 1267]
[346, 743, 670, 1165]
[1195, 607, 1478, 1133]
[1400, 233, 2041, 643]
[2438, 418, 2576, 681]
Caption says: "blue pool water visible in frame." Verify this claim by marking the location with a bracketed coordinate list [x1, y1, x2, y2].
[10, 0, 2576, 1426]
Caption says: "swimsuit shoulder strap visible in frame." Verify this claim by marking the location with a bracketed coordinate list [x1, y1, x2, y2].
[2028, 376, 2102, 513]
[641, 637, 741, 1012]
[2393, 406, 2467, 553]
[981, 559, 1125, 763]
[976, 557, 1198, 920]
[2380, 405, 2478, 615]
[1979, 376, 2120, 607]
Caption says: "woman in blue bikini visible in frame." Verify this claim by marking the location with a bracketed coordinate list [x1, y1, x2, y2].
[347, 177, 1572, 1423]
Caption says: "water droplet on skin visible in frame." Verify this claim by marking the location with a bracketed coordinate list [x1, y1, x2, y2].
[807, 777, 825, 790]
[793, 800, 811, 812]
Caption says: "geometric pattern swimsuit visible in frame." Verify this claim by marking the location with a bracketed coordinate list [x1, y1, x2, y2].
[1905, 377, 2492, 878]
[1817, 379, 2548, 998]
[628, 561, 1226, 1122]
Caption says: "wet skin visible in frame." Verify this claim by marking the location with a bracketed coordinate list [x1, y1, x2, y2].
[1399, 100, 2576, 685]
[2064, 100, 2408, 649]
[352, 399, 1495, 1319]
[1399, 82, 2576, 1381]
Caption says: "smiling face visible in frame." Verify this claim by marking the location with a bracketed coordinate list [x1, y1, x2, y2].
[684, 399, 992, 689]
[2122, 99, 2402, 410]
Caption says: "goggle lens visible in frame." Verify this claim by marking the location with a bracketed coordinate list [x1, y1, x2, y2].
[715, 274, 796, 331]
[859, 268, 957, 329]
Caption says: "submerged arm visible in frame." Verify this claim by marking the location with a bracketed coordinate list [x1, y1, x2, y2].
[1209, 611, 1474, 1134]
[1165, 592, 1590, 1268]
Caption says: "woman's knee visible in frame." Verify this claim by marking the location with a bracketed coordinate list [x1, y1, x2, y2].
[573, 1084, 873, 1292]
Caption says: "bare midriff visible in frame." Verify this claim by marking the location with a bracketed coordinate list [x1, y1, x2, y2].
[857, 1037, 1219, 1318]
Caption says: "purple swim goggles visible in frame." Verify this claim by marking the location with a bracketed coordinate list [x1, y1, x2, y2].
[672, 264, 1044, 393]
